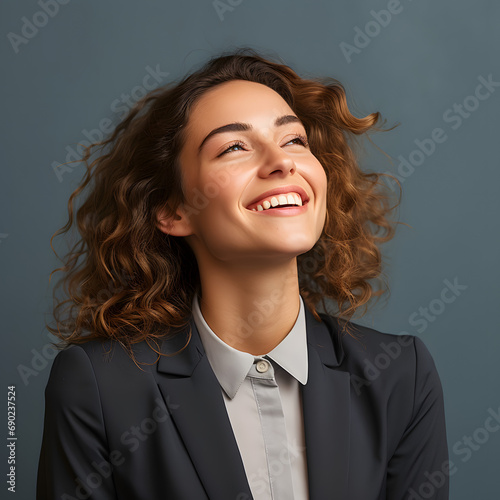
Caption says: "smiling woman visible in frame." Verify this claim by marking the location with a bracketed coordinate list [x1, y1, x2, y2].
[157, 78, 330, 331]
[38, 47, 449, 499]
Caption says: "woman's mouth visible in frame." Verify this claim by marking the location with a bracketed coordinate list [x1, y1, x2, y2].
[247, 193, 305, 212]
[247, 194, 309, 216]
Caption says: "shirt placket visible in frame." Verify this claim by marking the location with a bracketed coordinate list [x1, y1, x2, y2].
[248, 357, 295, 500]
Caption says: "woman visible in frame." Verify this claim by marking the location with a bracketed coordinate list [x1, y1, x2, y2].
[38, 48, 449, 499]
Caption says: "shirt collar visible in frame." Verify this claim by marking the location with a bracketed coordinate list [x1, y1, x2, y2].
[191, 294, 309, 399]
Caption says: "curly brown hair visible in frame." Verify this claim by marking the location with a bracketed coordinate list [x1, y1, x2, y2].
[48, 47, 400, 359]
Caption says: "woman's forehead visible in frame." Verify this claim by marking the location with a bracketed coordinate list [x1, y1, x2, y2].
[185, 80, 296, 140]
[192, 80, 292, 117]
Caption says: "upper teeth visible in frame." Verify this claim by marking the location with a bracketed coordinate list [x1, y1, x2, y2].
[251, 193, 303, 211]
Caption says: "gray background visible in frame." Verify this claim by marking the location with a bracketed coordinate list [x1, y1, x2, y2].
[1, 0, 499, 497]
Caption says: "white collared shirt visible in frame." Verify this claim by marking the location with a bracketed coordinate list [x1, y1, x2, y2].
[192, 294, 310, 500]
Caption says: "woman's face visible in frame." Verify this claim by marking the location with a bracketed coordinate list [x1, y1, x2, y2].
[172, 79, 327, 267]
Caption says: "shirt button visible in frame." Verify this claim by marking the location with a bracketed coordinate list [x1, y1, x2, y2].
[256, 360, 269, 373]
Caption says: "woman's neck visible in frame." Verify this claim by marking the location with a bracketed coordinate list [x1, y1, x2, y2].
[197, 258, 301, 355]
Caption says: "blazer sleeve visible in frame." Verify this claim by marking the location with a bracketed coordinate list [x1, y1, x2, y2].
[386, 336, 449, 499]
[37, 345, 117, 500]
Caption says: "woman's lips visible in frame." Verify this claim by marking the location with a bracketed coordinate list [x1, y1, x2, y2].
[248, 200, 309, 216]
[246, 186, 309, 209]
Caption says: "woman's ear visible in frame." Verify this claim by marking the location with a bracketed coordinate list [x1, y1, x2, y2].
[156, 204, 194, 237]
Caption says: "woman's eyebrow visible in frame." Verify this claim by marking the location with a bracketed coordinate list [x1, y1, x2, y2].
[197, 114, 303, 155]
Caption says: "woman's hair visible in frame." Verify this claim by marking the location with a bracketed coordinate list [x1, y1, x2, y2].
[48, 47, 400, 359]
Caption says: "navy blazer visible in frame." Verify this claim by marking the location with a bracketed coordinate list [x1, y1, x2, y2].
[37, 305, 449, 499]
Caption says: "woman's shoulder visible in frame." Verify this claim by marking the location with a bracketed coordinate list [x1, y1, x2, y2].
[51, 324, 192, 369]
[46, 324, 196, 392]
[45, 340, 151, 395]
[51, 338, 157, 372]
[319, 311, 433, 358]
[43, 338, 176, 423]
[317, 312, 443, 397]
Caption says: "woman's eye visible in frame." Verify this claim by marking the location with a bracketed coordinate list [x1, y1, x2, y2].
[219, 141, 245, 156]
[218, 134, 308, 157]
[286, 136, 308, 147]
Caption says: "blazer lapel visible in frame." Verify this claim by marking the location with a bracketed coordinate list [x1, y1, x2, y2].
[302, 306, 351, 500]
[153, 307, 351, 500]
[155, 319, 253, 500]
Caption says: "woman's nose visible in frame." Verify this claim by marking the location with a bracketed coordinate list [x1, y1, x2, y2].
[258, 143, 297, 177]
